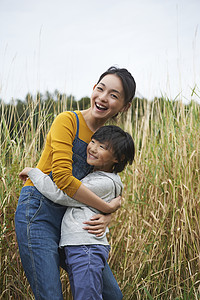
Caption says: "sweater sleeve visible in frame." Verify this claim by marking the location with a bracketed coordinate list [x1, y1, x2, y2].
[48, 112, 81, 197]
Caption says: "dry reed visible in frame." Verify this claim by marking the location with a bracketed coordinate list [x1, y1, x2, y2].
[0, 94, 200, 299]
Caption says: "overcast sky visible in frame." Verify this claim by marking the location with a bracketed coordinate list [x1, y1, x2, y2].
[0, 0, 200, 103]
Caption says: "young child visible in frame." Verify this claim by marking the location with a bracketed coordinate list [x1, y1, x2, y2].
[21, 125, 135, 300]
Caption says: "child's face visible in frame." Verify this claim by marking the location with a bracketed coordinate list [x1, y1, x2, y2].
[90, 74, 125, 121]
[87, 139, 118, 172]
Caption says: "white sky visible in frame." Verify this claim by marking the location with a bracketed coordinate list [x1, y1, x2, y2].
[0, 0, 200, 103]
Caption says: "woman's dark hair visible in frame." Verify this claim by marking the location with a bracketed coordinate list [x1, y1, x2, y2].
[97, 66, 136, 106]
[91, 125, 135, 173]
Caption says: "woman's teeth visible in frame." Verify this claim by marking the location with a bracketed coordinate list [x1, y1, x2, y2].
[96, 103, 107, 110]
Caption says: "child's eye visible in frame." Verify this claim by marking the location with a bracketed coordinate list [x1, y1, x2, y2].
[100, 144, 108, 150]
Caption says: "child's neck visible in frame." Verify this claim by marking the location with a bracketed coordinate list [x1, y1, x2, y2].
[93, 167, 114, 173]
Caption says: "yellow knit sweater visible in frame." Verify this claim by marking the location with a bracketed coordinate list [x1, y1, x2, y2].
[24, 111, 93, 197]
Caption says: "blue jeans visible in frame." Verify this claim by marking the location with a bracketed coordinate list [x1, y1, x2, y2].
[15, 186, 123, 300]
[65, 245, 110, 300]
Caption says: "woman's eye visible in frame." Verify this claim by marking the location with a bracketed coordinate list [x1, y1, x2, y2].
[97, 86, 103, 91]
[100, 145, 105, 149]
[111, 94, 118, 99]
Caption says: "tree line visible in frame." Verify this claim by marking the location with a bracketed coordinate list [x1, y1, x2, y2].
[1, 89, 198, 152]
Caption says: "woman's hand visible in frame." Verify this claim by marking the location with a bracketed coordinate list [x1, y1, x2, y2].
[19, 167, 33, 185]
[83, 214, 112, 237]
[107, 195, 121, 213]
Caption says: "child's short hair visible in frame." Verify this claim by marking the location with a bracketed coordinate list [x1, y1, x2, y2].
[91, 125, 135, 173]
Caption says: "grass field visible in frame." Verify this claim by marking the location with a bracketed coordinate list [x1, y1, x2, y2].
[0, 94, 200, 299]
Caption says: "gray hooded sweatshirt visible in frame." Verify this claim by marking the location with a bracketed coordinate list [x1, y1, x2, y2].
[28, 168, 123, 247]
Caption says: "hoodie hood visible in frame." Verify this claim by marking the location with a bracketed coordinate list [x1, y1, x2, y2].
[95, 170, 123, 195]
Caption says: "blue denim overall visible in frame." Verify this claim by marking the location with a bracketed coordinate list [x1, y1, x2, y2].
[15, 111, 123, 300]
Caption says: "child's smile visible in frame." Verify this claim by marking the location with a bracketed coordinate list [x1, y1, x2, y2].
[87, 139, 118, 173]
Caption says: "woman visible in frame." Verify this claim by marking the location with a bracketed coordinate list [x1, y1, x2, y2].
[15, 66, 136, 299]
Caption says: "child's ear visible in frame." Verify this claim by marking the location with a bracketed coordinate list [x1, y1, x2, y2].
[113, 157, 118, 163]
[120, 154, 125, 161]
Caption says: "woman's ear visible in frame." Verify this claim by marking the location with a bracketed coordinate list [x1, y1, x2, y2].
[120, 102, 131, 112]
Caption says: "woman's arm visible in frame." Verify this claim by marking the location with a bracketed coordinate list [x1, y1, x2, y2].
[42, 112, 120, 213]
[83, 214, 112, 237]
[72, 183, 121, 214]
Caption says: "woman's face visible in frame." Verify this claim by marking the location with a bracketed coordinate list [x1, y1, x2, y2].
[90, 74, 126, 121]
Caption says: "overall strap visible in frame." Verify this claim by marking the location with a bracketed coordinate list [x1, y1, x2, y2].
[71, 111, 79, 138]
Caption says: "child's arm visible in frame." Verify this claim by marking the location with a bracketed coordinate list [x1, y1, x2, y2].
[19, 168, 121, 213]
[20, 168, 121, 236]
[20, 167, 87, 207]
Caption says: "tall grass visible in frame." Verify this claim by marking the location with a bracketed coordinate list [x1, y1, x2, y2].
[0, 94, 200, 299]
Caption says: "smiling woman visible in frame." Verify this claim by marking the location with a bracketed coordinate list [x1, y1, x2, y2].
[15, 66, 136, 300]
[83, 67, 136, 132]
[91, 74, 125, 121]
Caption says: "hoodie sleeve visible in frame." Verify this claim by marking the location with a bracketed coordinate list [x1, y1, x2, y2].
[28, 168, 86, 207]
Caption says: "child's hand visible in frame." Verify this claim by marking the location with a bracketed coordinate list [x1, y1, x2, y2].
[19, 167, 33, 185]
[107, 196, 121, 213]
